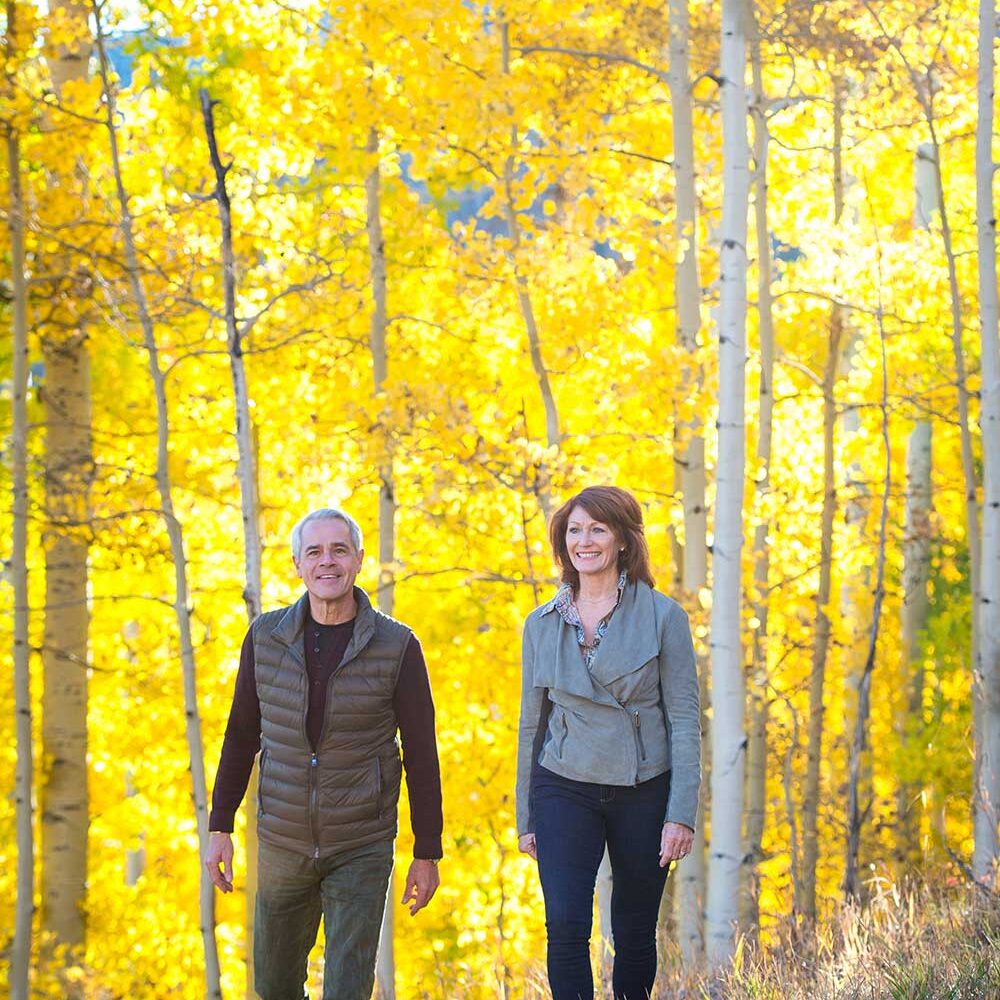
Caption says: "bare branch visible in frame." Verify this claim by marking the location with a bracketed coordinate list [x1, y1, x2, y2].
[512, 44, 668, 83]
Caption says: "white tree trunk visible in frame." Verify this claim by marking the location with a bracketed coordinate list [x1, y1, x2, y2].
[41, 0, 92, 950]
[93, 15, 222, 996]
[366, 127, 399, 1000]
[975, 0, 1000, 885]
[8, 71, 33, 999]
[705, 0, 749, 969]
[896, 421, 932, 868]
[743, 5, 772, 936]
[667, 0, 709, 963]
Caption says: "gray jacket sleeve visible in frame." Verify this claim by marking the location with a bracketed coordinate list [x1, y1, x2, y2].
[515, 621, 551, 835]
[659, 601, 702, 829]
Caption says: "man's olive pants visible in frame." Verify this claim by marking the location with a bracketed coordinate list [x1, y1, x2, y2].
[254, 838, 394, 1000]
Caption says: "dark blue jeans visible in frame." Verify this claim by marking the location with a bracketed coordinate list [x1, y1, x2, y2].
[534, 765, 671, 1000]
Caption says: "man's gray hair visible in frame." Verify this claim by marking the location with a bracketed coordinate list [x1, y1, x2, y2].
[291, 508, 364, 559]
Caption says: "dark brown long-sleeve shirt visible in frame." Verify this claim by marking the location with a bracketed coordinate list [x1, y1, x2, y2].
[209, 614, 443, 859]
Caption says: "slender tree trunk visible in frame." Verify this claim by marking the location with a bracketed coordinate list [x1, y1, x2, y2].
[975, 0, 1000, 885]
[500, 21, 560, 523]
[199, 89, 262, 997]
[926, 125, 988, 879]
[200, 91, 263, 623]
[896, 422, 932, 870]
[40, 0, 92, 951]
[926, 129, 982, 720]
[666, 0, 709, 962]
[743, 6, 773, 936]
[844, 278, 892, 900]
[880, 24, 988, 876]
[801, 76, 845, 926]
[93, 13, 222, 996]
[705, 0, 749, 969]
[124, 771, 146, 886]
[864, 20, 983, 838]
[366, 126, 399, 1000]
[8, 20, 33, 987]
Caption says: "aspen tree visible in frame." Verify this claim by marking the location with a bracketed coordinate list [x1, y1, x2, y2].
[200, 89, 262, 998]
[500, 18, 561, 521]
[667, 0, 709, 963]
[7, 3, 32, 993]
[896, 420, 932, 869]
[743, 0, 773, 935]
[366, 123, 400, 1000]
[40, 0, 92, 950]
[801, 75, 847, 926]
[975, 0, 1000, 885]
[93, 7, 221, 995]
[705, 0, 749, 968]
[869, 0, 985, 880]
[844, 195, 891, 900]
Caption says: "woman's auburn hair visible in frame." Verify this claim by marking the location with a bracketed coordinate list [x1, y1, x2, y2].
[548, 485, 655, 592]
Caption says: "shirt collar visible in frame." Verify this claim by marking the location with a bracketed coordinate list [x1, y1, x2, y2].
[539, 571, 628, 617]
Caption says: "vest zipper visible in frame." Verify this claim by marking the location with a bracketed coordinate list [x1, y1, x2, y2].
[310, 752, 320, 859]
[375, 756, 382, 820]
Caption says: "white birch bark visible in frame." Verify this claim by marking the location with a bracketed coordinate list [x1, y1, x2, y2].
[975, 0, 1000, 884]
[667, 0, 709, 963]
[367, 126, 399, 1000]
[8, 36, 33, 991]
[705, 0, 749, 969]
[743, 6, 772, 935]
[896, 421, 932, 868]
[41, 0, 92, 949]
[93, 13, 222, 996]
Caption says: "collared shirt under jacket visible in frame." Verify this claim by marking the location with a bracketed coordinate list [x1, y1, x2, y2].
[516, 578, 701, 835]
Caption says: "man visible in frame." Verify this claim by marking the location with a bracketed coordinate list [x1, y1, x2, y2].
[205, 507, 443, 1000]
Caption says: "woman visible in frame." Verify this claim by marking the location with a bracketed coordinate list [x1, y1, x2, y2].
[516, 486, 701, 1000]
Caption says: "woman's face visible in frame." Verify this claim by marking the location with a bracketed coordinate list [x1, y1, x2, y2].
[565, 506, 619, 580]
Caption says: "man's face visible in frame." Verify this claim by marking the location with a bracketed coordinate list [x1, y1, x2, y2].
[293, 518, 364, 605]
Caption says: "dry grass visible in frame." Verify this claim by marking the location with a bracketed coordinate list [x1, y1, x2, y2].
[643, 878, 1000, 1000]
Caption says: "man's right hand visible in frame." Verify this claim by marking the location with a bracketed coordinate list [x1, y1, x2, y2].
[206, 831, 235, 893]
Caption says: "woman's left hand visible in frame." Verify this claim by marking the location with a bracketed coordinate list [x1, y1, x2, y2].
[659, 821, 694, 868]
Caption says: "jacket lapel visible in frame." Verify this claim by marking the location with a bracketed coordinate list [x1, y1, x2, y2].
[532, 603, 613, 703]
[588, 580, 660, 686]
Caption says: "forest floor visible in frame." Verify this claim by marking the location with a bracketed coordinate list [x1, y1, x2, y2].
[515, 877, 1000, 999]
[648, 876, 1000, 1000]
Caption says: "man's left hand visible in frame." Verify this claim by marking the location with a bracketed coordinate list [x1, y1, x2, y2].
[401, 858, 440, 915]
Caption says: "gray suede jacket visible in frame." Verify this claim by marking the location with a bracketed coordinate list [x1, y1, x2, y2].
[515, 579, 701, 834]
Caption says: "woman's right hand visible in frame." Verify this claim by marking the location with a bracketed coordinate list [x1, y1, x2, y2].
[518, 833, 537, 860]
